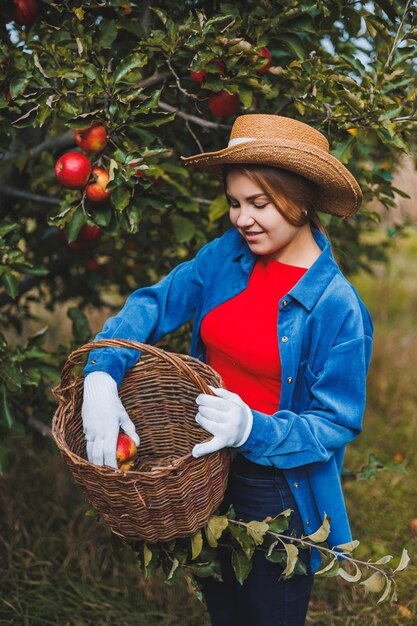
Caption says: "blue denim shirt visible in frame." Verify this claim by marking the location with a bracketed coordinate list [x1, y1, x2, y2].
[84, 226, 373, 572]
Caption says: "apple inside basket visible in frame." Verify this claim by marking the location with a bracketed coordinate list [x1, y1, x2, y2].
[52, 339, 231, 543]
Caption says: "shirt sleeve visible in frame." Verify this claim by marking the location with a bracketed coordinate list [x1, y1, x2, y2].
[83, 237, 218, 386]
[236, 333, 373, 467]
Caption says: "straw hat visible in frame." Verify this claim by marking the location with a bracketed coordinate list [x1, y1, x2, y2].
[180, 114, 362, 217]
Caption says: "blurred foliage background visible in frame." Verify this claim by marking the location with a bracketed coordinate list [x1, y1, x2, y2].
[1, 0, 417, 623]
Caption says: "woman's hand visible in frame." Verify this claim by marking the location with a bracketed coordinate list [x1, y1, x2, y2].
[192, 386, 253, 458]
[82, 371, 140, 468]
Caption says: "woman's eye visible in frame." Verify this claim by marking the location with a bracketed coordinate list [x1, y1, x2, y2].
[229, 203, 267, 209]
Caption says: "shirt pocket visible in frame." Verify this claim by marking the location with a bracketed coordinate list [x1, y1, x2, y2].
[296, 359, 319, 403]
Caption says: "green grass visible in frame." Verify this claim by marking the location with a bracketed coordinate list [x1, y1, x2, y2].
[1, 228, 417, 625]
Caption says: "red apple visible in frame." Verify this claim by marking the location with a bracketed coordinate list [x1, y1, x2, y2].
[129, 162, 147, 178]
[190, 57, 226, 84]
[190, 69, 206, 84]
[55, 152, 92, 189]
[85, 167, 111, 203]
[256, 46, 271, 75]
[13, 0, 38, 26]
[116, 432, 137, 470]
[74, 122, 108, 154]
[86, 256, 99, 271]
[208, 90, 240, 118]
[79, 225, 102, 241]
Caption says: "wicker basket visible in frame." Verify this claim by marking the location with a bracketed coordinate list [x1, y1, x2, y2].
[52, 339, 231, 543]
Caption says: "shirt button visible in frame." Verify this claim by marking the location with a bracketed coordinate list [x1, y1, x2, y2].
[282, 336, 288, 343]
[91, 360, 97, 364]
[282, 299, 288, 307]
[293, 482, 299, 489]
[287, 377, 293, 384]
[306, 519, 310, 526]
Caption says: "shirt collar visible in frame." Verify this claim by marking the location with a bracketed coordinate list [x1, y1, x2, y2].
[230, 226, 340, 312]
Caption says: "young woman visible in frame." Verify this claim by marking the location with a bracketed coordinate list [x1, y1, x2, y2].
[82, 114, 373, 626]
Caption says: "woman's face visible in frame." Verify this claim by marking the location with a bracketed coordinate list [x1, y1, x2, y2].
[226, 170, 304, 260]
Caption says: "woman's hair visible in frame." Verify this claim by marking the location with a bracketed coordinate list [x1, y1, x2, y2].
[222, 163, 327, 236]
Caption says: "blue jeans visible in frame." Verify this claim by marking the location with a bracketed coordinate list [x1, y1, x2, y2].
[200, 455, 314, 626]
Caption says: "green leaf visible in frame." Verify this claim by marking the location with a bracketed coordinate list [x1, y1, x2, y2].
[0, 223, 19, 236]
[208, 195, 229, 222]
[173, 216, 196, 243]
[0, 385, 14, 429]
[239, 86, 254, 109]
[10, 73, 31, 98]
[246, 521, 269, 546]
[267, 510, 291, 533]
[113, 53, 148, 84]
[99, 21, 118, 48]
[111, 187, 131, 212]
[191, 530, 203, 560]
[330, 137, 355, 164]
[278, 34, 305, 60]
[231, 549, 252, 585]
[3, 270, 19, 299]
[67, 307, 92, 344]
[205, 515, 229, 548]
[229, 523, 256, 559]
[67, 206, 85, 243]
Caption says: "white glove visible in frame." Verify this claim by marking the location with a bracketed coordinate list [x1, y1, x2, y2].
[82, 371, 140, 468]
[192, 386, 253, 458]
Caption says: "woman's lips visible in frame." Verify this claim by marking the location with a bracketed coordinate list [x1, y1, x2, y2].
[245, 231, 264, 241]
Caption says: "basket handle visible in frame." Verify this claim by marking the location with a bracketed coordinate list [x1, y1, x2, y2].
[57, 338, 215, 401]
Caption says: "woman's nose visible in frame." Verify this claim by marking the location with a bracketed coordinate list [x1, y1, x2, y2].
[235, 208, 256, 228]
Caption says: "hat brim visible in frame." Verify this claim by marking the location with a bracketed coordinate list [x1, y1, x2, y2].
[180, 139, 362, 217]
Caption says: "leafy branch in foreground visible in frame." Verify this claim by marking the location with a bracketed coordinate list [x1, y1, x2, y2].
[123, 507, 410, 605]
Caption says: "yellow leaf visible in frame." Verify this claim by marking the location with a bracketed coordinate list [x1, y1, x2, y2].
[191, 530, 203, 560]
[206, 515, 229, 548]
[394, 548, 410, 573]
[73, 7, 85, 20]
[360, 572, 386, 593]
[283, 543, 299, 578]
[143, 544, 152, 568]
[306, 515, 330, 543]
[246, 521, 269, 546]
[335, 539, 360, 553]
[377, 579, 392, 604]
[337, 562, 362, 582]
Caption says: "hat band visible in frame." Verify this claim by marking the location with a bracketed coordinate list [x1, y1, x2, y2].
[228, 137, 257, 147]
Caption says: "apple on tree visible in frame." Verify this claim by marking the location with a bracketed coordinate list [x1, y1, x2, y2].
[255, 46, 271, 75]
[78, 224, 102, 241]
[13, 0, 39, 26]
[74, 122, 108, 154]
[190, 57, 226, 84]
[55, 152, 92, 189]
[85, 167, 111, 203]
[208, 90, 240, 118]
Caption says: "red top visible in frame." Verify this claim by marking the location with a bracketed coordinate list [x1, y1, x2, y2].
[200, 256, 307, 414]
